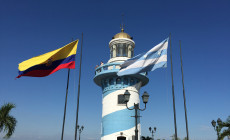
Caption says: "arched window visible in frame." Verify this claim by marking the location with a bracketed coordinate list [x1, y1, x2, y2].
[104, 80, 108, 87]
[109, 78, 114, 85]
[116, 78, 121, 84]
[124, 78, 128, 85]
[130, 78, 135, 85]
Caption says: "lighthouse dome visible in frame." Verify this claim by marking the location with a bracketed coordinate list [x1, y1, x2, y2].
[113, 29, 132, 40]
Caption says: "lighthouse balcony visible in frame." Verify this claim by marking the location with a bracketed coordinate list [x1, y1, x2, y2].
[94, 62, 149, 87]
[95, 62, 121, 75]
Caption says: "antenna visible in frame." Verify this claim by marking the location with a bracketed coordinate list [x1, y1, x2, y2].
[120, 14, 125, 32]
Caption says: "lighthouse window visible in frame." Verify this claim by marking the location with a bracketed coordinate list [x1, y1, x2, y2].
[110, 48, 113, 58]
[130, 78, 135, 85]
[116, 43, 128, 57]
[109, 78, 114, 85]
[110, 45, 117, 58]
[116, 78, 121, 84]
[118, 94, 126, 105]
[131, 49, 134, 57]
[124, 78, 128, 85]
[117, 45, 122, 57]
[122, 46, 128, 57]
[104, 80, 108, 87]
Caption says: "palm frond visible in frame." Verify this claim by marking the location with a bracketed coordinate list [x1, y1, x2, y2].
[0, 103, 17, 139]
[0, 103, 16, 118]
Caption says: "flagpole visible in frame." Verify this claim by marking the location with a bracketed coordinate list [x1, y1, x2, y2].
[169, 33, 178, 140]
[75, 32, 83, 140]
[61, 68, 70, 140]
[179, 40, 189, 140]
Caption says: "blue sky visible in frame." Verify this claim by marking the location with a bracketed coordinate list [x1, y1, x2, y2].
[0, 0, 230, 140]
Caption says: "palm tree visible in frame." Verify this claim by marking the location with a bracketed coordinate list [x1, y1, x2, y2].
[0, 103, 17, 139]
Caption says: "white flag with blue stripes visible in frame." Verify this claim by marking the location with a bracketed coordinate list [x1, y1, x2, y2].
[117, 38, 168, 76]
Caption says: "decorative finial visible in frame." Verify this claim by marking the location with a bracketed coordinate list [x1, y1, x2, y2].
[120, 14, 125, 32]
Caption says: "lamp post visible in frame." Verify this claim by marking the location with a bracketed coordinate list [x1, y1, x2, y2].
[149, 127, 156, 140]
[123, 90, 149, 140]
[77, 125, 84, 140]
[211, 118, 222, 140]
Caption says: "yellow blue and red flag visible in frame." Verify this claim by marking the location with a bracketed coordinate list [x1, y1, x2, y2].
[16, 40, 78, 78]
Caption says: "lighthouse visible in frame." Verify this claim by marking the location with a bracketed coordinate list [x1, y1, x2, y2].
[94, 27, 149, 140]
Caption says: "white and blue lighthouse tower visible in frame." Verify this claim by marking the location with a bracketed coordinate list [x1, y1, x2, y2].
[94, 28, 149, 140]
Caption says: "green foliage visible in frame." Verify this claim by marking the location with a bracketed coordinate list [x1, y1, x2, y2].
[183, 137, 188, 140]
[0, 103, 17, 139]
[226, 116, 230, 123]
[212, 116, 230, 140]
[219, 116, 230, 140]
[171, 134, 181, 140]
[141, 136, 153, 140]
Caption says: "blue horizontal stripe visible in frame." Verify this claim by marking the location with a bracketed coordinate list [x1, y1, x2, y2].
[18, 55, 75, 75]
[118, 61, 167, 76]
[102, 107, 140, 136]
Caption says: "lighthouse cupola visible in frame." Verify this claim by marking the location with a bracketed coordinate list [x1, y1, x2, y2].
[108, 28, 135, 63]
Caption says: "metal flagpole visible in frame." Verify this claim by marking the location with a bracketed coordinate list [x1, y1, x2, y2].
[61, 68, 70, 140]
[179, 40, 189, 140]
[169, 33, 178, 140]
[74, 33, 83, 140]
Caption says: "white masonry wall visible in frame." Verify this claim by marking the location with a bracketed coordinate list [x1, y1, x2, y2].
[101, 82, 142, 140]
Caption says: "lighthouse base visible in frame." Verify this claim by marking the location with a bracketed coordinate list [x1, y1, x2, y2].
[101, 124, 141, 140]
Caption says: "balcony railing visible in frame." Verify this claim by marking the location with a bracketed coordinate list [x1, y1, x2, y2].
[94, 62, 149, 87]
[95, 62, 122, 76]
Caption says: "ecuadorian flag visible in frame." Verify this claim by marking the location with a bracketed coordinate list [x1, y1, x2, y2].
[16, 40, 78, 78]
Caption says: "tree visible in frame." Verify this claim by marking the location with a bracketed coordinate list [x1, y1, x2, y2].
[219, 116, 230, 140]
[171, 134, 181, 140]
[0, 103, 17, 139]
[183, 137, 188, 140]
[141, 136, 153, 140]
